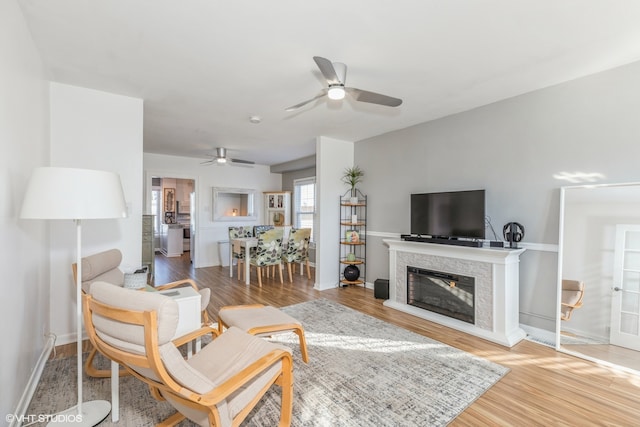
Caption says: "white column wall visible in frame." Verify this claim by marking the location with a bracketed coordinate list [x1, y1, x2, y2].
[315, 136, 354, 290]
[49, 83, 143, 344]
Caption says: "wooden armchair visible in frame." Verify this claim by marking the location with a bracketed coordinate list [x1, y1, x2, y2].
[73, 249, 211, 378]
[561, 279, 585, 321]
[83, 282, 294, 427]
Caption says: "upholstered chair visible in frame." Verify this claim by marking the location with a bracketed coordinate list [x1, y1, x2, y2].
[228, 226, 254, 280]
[250, 228, 284, 287]
[253, 224, 274, 236]
[83, 282, 294, 427]
[561, 279, 585, 321]
[281, 228, 312, 282]
[72, 249, 212, 378]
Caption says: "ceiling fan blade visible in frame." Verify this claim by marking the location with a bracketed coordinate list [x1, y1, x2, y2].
[346, 87, 403, 107]
[313, 56, 341, 85]
[285, 89, 327, 111]
[229, 158, 255, 165]
[200, 159, 215, 165]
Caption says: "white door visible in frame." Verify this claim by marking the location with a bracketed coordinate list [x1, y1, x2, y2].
[610, 225, 640, 350]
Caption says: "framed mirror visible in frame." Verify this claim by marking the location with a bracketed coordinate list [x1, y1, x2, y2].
[557, 182, 640, 372]
[212, 187, 257, 221]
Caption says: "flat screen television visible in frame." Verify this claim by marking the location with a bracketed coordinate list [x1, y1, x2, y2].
[410, 189, 485, 239]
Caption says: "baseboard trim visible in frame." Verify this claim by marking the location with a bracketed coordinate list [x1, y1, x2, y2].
[10, 334, 56, 427]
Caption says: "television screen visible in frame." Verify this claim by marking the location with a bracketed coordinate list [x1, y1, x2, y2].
[411, 190, 485, 239]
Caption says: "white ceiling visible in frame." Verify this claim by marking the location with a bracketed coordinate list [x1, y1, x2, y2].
[19, 0, 640, 166]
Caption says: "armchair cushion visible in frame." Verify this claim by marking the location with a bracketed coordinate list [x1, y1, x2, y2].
[183, 327, 290, 424]
[198, 288, 211, 313]
[80, 249, 124, 293]
[90, 281, 178, 354]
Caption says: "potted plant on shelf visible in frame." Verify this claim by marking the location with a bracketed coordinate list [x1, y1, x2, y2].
[342, 165, 364, 204]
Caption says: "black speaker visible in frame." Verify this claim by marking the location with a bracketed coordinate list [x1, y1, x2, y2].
[503, 222, 525, 249]
[343, 265, 360, 281]
[374, 279, 389, 299]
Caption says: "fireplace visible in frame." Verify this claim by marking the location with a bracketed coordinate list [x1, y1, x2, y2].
[407, 266, 475, 324]
[384, 239, 526, 347]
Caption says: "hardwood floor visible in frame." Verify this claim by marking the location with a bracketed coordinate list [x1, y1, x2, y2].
[129, 254, 640, 425]
[562, 343, 640, 372]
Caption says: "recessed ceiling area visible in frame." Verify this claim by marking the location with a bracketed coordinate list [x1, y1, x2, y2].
[18, 0, 640, 166]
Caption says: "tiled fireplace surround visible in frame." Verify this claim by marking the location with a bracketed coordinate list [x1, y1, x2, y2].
[383, 239, 526, 347]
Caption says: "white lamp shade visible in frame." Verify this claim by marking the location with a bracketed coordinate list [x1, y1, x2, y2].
[20, 167, 127, 220]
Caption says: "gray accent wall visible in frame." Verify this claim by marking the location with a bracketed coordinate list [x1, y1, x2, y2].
[355, 60, 640, 331]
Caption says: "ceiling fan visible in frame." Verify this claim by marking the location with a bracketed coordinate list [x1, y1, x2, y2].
[201, 147, 255, 166]
[285, 56, 403, 112]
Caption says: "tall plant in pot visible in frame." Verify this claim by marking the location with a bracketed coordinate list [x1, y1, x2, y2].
[342, 166, 364, 203]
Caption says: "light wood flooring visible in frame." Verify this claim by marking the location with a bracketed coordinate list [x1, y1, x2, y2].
[61, 253, 640, 426]
[562, 343, 640, 372]
[153, 253, 640, 426]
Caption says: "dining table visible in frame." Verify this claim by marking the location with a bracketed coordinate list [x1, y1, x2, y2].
[229, 237, 258, 285]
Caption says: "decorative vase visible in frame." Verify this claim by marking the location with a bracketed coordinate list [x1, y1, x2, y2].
[346, 253, 356, 262]
[343, 264, 360, 281]
[273, 212, 283, 226]
[350, 196, 358, 204]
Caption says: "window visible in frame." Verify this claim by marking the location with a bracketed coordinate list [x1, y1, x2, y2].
[294, 177, 315, 241]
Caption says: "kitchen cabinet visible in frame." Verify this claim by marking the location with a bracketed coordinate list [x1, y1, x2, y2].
[161, 224, 184, 257]
[142, 215, 155, 279]
[264, 191, 291, 226]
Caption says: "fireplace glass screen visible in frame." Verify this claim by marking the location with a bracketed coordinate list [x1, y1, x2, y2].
[407, 266, 475, 324]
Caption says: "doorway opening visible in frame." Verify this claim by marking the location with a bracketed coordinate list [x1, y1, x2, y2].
[149, 175, 196, 272]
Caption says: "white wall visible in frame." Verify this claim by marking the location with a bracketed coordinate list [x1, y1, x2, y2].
[356, 59, 640, 331]
[49, 83, 143, 344]
[0, 0, 50, 417]
[143, 153, 282, 268]
[315, 136, 354, 290]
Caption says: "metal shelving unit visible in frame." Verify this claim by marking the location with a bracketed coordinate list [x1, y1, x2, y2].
[339, 190, 367, 287]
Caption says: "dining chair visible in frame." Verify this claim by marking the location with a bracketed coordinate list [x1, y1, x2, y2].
[228, 226, 253, 280]
[281, 228, 312, 282]
[253, 224, 274, 236]
[250, 228, 284, 287]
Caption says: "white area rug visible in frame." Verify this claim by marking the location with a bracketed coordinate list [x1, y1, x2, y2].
[27, 299, 508, 426]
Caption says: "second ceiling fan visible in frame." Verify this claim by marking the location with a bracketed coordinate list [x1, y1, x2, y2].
[201, 147, 254, 166]
[286, 56, 403, 111]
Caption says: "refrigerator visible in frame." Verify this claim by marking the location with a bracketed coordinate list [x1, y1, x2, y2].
[189, 192, 196, 264]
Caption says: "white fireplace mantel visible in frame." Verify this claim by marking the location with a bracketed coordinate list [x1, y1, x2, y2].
[383, 239, 526, 347]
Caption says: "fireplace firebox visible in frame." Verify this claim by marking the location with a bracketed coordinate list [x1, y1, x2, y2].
[407, 266, 475, 324]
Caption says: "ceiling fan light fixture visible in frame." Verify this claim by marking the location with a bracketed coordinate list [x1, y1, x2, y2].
[216, 157, 227, 164]
[327, 85, 346, 100]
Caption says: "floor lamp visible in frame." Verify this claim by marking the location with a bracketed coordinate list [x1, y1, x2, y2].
[21, 167, 127, 426]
